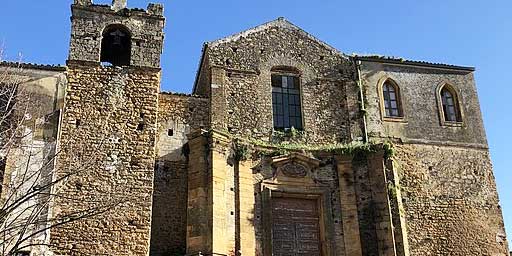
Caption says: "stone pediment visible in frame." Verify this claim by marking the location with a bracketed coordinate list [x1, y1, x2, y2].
[270, 153, 321, 179]
[271, 152, 321, 168]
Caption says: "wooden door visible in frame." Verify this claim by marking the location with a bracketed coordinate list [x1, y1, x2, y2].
[271, 197, 322, 256]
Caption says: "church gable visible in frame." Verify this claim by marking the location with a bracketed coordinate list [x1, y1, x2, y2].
[205, 18, 354, 79]
[192, 18, 361, 143]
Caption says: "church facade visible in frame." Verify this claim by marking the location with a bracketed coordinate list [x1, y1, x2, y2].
[0, 0, 509, 255]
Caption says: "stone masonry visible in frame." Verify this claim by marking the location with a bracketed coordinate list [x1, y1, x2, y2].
[358, 57, 508, 255]
[150, 93, 208, 255]
[0, 1, 509, 256]
[51, 1, 164, 255]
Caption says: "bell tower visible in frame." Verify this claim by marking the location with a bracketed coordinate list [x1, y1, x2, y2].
[51, 0, 164, 255]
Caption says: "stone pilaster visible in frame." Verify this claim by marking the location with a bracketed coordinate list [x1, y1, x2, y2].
[335, 155, 363, 256]
[238, 159, 256, 255]
[210, 132, 236, 255]
[186, 131, 236, 255]
[385, 159, 410, 256]
[186, 131, 211, 254]
[367, 151, 397, 256]
[210, 67, 227, 131]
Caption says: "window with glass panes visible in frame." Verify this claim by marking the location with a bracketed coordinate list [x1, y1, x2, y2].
[382, 81, 402, 117]
[441, 87, 461, 122]
[272, 74, 302, 130]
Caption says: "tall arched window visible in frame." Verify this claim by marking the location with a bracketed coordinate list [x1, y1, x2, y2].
[271, 67, 302, 130]
[100, 25, 131, 66]
[440, 86, 462, 122]
[382, 80, 403, 118]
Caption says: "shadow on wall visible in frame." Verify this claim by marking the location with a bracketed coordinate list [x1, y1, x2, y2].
[149, 147, 189, 256]
[148, 93, 208, 256]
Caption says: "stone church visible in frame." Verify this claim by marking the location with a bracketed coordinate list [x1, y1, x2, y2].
[0, 0, 509, 255]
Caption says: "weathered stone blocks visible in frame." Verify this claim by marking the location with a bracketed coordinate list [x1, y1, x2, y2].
[51, 65, 161, 255]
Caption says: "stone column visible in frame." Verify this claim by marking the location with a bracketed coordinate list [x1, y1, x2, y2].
[335, 155, 363, 256]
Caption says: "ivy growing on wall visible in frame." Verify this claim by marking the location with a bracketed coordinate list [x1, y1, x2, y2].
[220, 129, 396, 162]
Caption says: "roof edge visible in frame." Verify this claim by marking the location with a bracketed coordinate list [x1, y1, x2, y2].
[192, 43, 209, 94]
[354, 56, 475, 72]
[207, 17, 348, 59]
[159, 91, 208, 99]
[0, 61, 66, 72]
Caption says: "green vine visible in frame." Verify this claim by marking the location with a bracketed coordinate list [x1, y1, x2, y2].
[383, 141, 395, 160]
[233, 140, 251, 161]
[214, 129, 394, 160]
[387, 181, 399, 199]
[251, 139, 385, 159]
[271, 127, 306, 144]
[387, 181, 406, 216]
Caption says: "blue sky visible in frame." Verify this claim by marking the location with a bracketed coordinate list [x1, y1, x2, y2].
[1, 0, 511, 245]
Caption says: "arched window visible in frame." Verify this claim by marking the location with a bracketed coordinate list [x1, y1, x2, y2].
[382, 80, 403, 118]
[271, 67, 302, 130]
[440, 86, 462, 122]
[100, 25, 131, 66]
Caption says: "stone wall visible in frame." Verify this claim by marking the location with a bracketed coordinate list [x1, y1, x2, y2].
[195, 19, 363, 144]
[186, 132, 212, 254]
[394, 143, 509, 255]
[150, 93, 208, 255]
[0, 64, 66, 254]
[184, 131, 403, 256]
[51, 65, 160, 255]
[360, 60, 487, 146]
[194, 53, 211, 97]
[155, 93, 209, 162]
[151, 160, 188, 256]
[360, 59, 509, 255]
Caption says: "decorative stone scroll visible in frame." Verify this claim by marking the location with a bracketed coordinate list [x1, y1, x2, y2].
[279, 162, 308, 178]
[271, 153, 321, 180]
